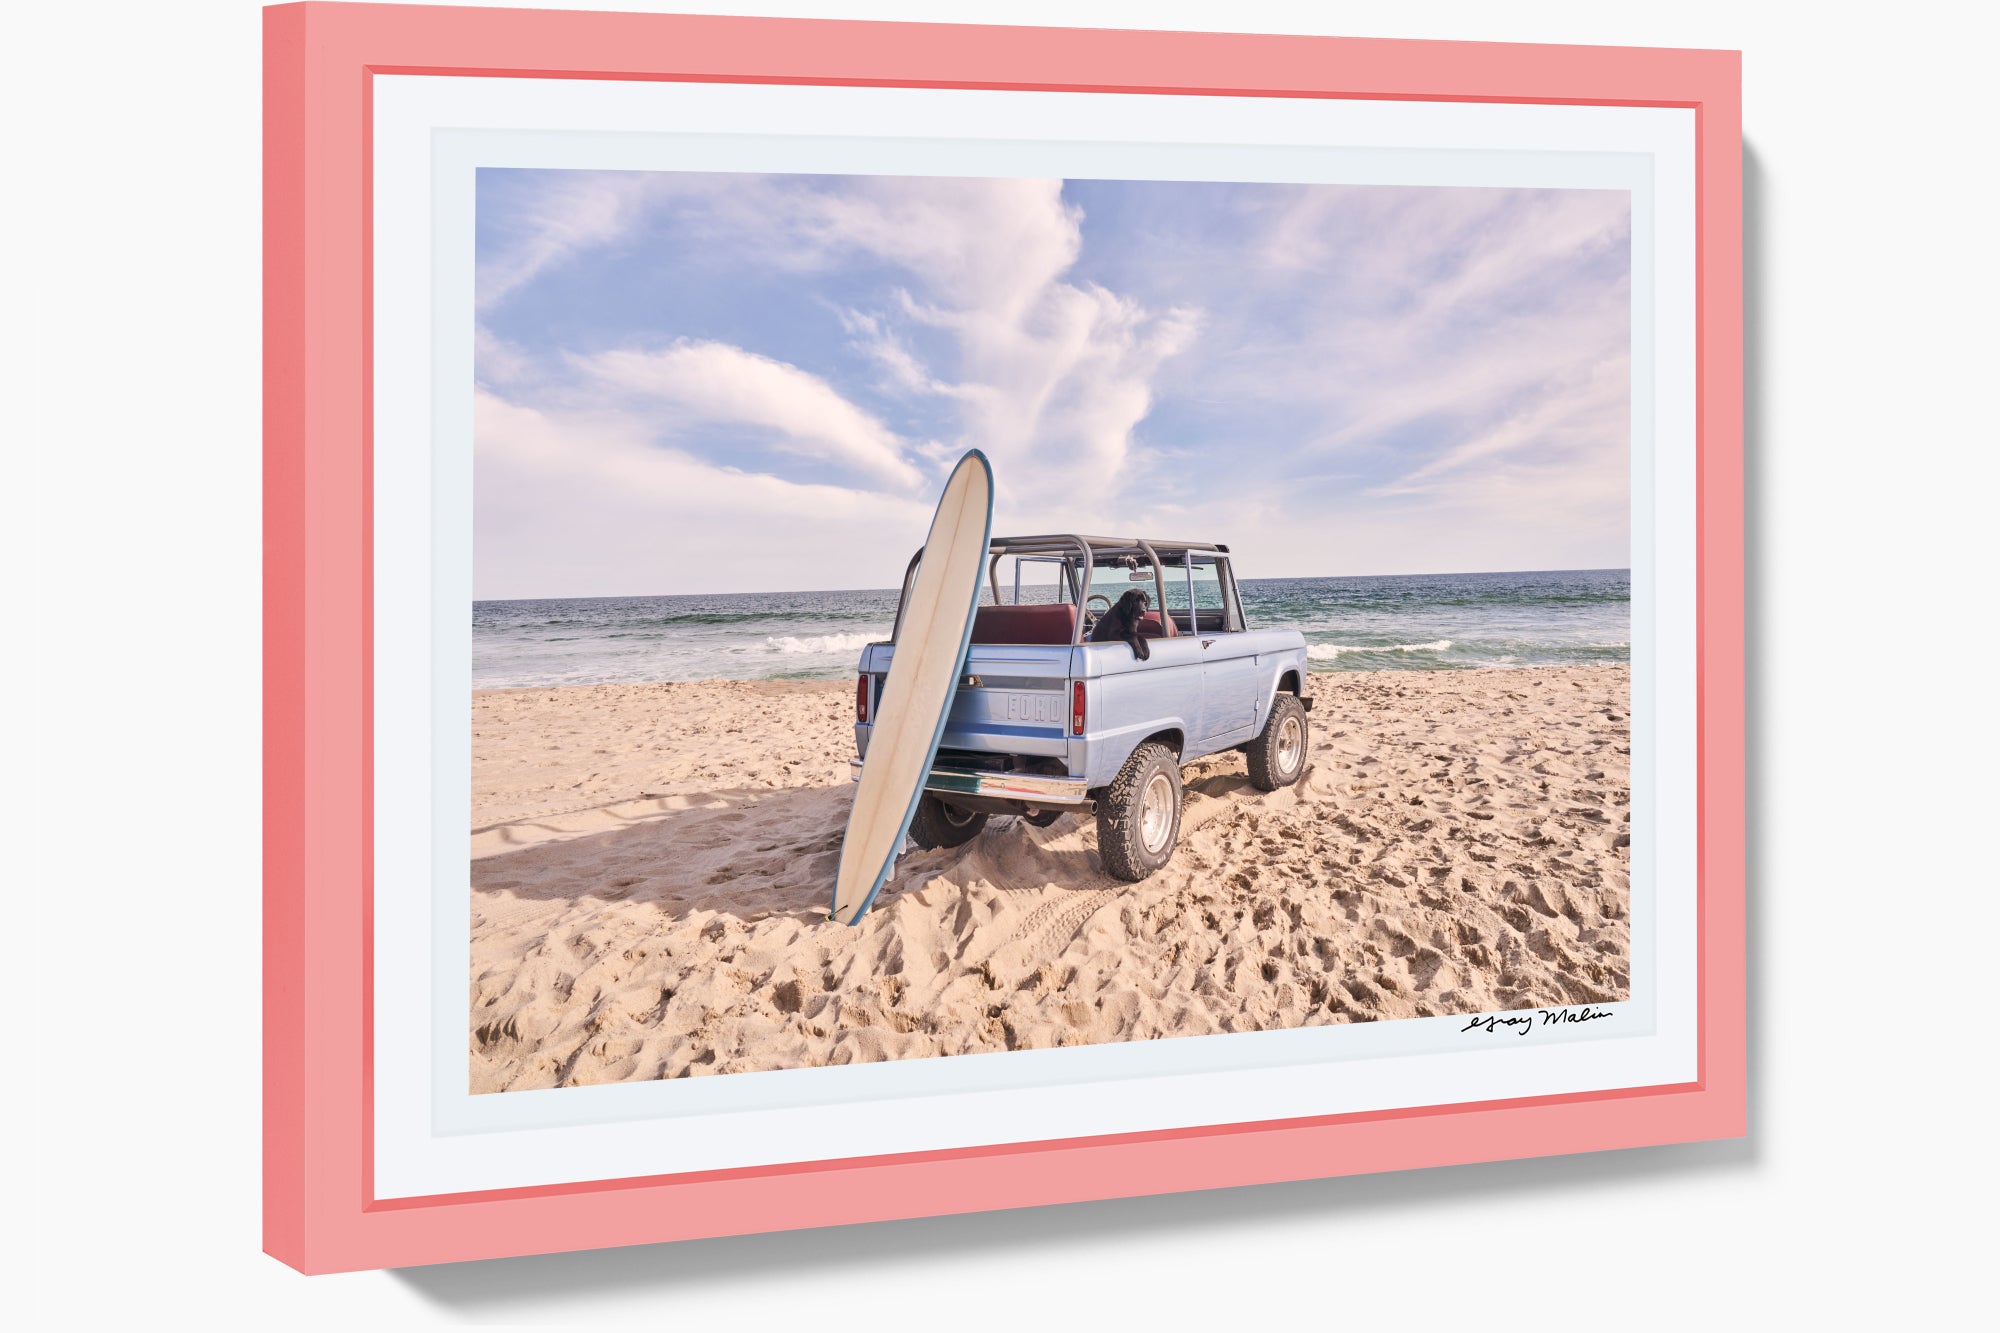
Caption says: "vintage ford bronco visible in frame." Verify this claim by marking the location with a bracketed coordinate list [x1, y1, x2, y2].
[851, 535, 1312, 881]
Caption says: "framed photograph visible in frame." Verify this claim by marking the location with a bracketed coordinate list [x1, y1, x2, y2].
[264, 2, 1743, 1274]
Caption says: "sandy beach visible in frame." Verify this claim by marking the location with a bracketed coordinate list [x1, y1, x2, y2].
[469, 665, 1630, 1091]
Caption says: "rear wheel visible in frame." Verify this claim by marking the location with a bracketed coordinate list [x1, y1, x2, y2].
[1096, 743, 1182, 882]
[908, 793, 988, 849]
[1246, 693, 1309, 791]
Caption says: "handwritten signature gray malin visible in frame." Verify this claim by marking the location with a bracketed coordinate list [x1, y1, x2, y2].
[1459, 1005, 1616, 1036]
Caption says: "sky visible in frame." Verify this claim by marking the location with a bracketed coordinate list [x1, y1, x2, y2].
[473, 170, 1630, 599]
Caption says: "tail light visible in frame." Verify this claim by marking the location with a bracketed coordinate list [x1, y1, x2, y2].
[1071, 680, 1086, 735]
[857, 674, 870, 724]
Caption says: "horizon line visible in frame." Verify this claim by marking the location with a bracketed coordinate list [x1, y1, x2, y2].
[473, 566, 1633, 605]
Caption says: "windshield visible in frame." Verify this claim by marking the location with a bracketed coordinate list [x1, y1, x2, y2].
[1083, 557, 1156, 605]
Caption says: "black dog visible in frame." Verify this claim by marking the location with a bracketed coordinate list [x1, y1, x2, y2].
[1089, 588, 1153, 660]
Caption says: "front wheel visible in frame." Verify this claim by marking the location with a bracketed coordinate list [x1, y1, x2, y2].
[908, 793, 988, 849]
[1246, 693, 1309, 791]
[1096, 743, 1182, 882]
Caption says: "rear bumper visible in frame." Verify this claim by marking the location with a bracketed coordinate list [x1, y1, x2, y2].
[847, 759, 1093, 807]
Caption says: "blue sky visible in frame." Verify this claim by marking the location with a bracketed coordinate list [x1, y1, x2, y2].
[473, 170, 1629, 598]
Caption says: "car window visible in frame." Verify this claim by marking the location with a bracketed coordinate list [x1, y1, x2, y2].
[1190, 556, 1237, 632]
[1002, 556, 1072, 605]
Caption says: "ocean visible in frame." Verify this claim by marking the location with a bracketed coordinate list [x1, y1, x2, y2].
[471, 568, 1629, 689]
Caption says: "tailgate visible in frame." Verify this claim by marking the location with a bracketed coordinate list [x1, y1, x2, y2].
[865, 643, 1076, 759]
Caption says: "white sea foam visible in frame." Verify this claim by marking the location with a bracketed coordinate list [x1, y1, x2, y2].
[765, 631, 882, 655]
[1307, 639, 1453, 660]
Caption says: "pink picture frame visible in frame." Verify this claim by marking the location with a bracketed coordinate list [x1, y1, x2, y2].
[264, 1, 1743, 1274]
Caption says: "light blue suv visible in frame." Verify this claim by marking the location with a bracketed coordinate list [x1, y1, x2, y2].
[853, 535, 1312, 881]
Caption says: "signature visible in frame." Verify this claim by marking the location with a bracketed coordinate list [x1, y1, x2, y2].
[1459, 1005, 1615, 1036]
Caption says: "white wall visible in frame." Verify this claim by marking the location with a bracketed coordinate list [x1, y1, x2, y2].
[26, 0, 1990, 1323]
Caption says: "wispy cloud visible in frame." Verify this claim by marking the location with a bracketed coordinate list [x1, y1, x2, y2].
[805, 177, 1205, 501]
[838, 309, 964, 400]
[473, 390, 929, 598]
[571, 339, 924, 492]
[1375, 352, 1628, 494]
[475, 172, 661, 311]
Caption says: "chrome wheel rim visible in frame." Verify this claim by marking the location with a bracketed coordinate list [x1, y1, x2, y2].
[1277, 714, 1304, 773]
[1139, 772, 1175, 854]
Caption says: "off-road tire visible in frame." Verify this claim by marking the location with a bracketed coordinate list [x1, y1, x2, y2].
[1246, 692, 1309, 791]
[908, 793, 988, 849]
[1095, 742, 1182, 882]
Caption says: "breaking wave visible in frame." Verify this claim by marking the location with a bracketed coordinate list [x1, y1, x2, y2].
[764, 631, 881, 655]
[1308, 639, 1453, 660]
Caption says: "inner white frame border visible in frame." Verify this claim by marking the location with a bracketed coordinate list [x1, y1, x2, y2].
[373, 74, 1698, 1201]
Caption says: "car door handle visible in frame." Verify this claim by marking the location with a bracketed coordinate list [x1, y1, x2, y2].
[1202, 639, 1216, 648]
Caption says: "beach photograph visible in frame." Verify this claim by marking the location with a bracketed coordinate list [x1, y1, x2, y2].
[468, 169, 1634, 1091]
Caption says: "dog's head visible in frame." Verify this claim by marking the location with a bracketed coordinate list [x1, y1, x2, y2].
[1115, 589, 1150, 622]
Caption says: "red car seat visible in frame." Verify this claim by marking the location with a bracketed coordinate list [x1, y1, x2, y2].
[969, 603, 1079, 645]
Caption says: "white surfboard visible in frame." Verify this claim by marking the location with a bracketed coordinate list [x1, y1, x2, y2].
[830, 450, 994, 926]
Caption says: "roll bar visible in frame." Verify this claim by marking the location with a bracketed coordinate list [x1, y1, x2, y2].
[891, 535, 1232, 646]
